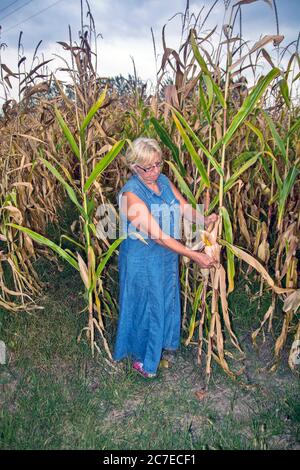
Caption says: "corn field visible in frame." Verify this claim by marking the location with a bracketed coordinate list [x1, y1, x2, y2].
[0, 0, 299, 385]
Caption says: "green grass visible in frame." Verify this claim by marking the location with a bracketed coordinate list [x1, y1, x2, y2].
[0, 257, 299, 450]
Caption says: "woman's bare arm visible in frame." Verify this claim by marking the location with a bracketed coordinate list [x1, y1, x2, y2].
[120, 191, 216, 268]
[169, 181, 218, 227]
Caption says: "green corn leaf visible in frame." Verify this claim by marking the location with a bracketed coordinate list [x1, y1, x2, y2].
[262, 110, 287, 164]
[64, 248, 78, 260]
[150, 117, 186, 176]
[285, 52, 297, 80]
[274, 163, 283, 190]
[259, 155, 272, 180]
[87, 197, 95, 217]
[172, 113, 210, 187]
[279, 78, 290, 109]
[220, 207, 235, 294]
[208, 153, 260, 212]
[84, 140, 125, 192]
[278, 166, 299, 229]
[96, 236, 126, 277]
[60, 234, 85, 250]
[287, 117, 300, 139]
[190, 31, 210, 75]
[223, 153, 260, 193]
[245, 121, 264, 150]
[232, 151, 257, 172]
[269, 191, 279, 205]
[203, 73, 227, 109]
[292, 71, 300, 83]
[41, 150, 75, 186]
[39, 157, 84, 216]
[191, 31, 226, 109]
[6, 224, 79, 271]
[211, 67, 280, 156]
[195, 179, 206, 201]
[202, 74, 214, 109]
[171, 108, 223, 176]
[166, 161, 197, 207]
[103, 289, 117, 316]
[224, 153, 260, 190]
[199, 78, 211, 124]
[88, 223, 97, 238]
[185, 283, 203, 345]
[210, 76, 227, 109]
[54, 107, 80, 160]
[80, 87, 107, 135]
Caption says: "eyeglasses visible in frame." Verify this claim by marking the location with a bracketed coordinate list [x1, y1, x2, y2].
[136, 161, 163, 173]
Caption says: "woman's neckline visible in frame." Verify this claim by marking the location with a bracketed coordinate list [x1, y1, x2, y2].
[134, 173, 162, 196]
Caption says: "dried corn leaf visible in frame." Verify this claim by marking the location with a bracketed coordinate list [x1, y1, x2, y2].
[283, 290, 300, 313]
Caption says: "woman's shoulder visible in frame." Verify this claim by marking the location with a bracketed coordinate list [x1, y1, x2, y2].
[117, 175, 145, 205]
[119, 175, 138, 194]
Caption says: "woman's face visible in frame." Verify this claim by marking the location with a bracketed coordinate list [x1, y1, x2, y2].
[134, 152, 162, 184]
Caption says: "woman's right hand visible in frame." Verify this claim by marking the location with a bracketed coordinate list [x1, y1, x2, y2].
[190, 251, 217, 268]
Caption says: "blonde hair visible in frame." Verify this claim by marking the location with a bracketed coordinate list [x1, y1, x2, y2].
[126, 137, 162, 169]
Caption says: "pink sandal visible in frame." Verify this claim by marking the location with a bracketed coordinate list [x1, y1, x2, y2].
[132, 361, 157, 378]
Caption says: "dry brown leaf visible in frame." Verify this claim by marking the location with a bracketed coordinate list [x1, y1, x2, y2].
[283, 290, 300, 313]
[4, 205, 23, 224]
[237, 200, 251, 246]
[230, 35, 284, 71]
[234, 0, 272, 6]
[288, 321, 300, 370]
[77, 253, 89, 289]
[220, 241, 294, 295]
[252, 299, 275, 345]
[195, 389, 207, 400]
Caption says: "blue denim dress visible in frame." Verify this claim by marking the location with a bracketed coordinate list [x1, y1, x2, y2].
[113, 172, 182, 374]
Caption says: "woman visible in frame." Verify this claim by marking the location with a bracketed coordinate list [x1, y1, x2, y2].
[113, 137, 218, 378]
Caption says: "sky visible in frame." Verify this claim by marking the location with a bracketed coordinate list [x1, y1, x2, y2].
[0, 0, 299, 102]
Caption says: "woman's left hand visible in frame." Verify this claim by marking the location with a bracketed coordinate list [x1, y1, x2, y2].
[204, 213, 219, 228]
